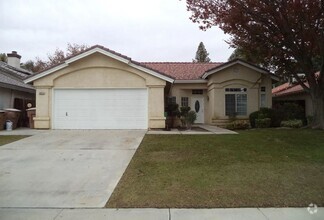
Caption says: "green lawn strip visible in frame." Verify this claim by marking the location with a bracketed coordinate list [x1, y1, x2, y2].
[107, 129, 324, 208]
[0, 135, 29, 146]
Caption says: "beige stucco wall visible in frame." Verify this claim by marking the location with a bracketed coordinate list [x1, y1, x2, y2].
[32, 52, 166, 129]
[169, 64, 273, 124]
[208, 64, 273, 121]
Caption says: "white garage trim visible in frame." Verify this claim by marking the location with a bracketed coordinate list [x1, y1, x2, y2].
[52, 88, 148, 129]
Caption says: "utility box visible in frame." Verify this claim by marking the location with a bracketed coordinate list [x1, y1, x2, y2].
[26, 108, 36, 129]
[0, 110, 5, 130]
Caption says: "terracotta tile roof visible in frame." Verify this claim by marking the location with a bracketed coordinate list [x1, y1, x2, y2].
[140, 62, 223, 80]
[272, 82, 308, 97]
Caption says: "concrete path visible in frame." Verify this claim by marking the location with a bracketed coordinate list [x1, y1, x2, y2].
[0, 208, 322, 220]
[199, 124, 238, 134]
[0, 127, 48, 136]
[147, 125, 237, 135]
[0, 130, 146, 208]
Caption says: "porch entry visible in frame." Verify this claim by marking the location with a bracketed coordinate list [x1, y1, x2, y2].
[191, 97, 204, 123]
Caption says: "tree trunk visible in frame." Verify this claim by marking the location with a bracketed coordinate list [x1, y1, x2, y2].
[310, 91, 324, 129]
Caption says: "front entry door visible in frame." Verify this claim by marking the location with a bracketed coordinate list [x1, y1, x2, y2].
[191, 97, 204, 123]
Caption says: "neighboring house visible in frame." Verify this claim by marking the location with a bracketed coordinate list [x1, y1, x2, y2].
[272, 82, 312, 117]
[24, 45, 278, 129]
[0, 51, 35, 127]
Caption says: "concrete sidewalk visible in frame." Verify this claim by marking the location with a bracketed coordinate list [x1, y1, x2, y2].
[0, 127, 48, 136]
[147, 124, 237, 135]
[0, 208, 322, 220]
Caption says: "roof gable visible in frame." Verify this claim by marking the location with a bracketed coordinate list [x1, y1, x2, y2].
[202, 59, 278, 81]
[24, 45, 174, 83]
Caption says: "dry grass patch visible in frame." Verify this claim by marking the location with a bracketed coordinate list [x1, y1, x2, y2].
[0, 135, 29, 146]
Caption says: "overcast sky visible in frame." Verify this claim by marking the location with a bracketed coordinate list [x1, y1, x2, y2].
[0, 0, 234, 63]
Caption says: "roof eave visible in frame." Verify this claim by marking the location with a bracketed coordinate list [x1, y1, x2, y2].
[0, 82, 35, 93]
[24, 46, 174, 84]
[174, 79, 208, 84]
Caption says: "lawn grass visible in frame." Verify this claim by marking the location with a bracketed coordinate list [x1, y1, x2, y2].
[107, 129, 324, 208]
[0, 135, 29, 146]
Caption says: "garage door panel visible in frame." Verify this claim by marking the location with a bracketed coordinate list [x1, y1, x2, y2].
[53, 89, 148, 129]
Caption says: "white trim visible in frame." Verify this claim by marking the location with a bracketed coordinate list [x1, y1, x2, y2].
[174, 79, 208, 84]
[128, 63, 174, 83]
[65, 48, 130, 65]
[24, 46, 174, 84]
[24, 63, 68, 83]
[202, 60, 269, 79]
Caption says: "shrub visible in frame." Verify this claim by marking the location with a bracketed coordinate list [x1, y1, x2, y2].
[273, 103, 306, 125]
[255, 118, 271, 128]
[307, 115, 314, 125]
[165, 103, 180, 128]
[281, 103, 304, 120]
[180, 106, 191, 127]
[249, 111, 259, 128]
[249, 108, 274, 128]
[184, 110, 197, 129]
[280, 119, 303, 128]
[226, 120, 250, 130]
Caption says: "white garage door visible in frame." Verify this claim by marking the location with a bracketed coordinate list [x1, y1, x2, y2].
[53, 89, 148, 129]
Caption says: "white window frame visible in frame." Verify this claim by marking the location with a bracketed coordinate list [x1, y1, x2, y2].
[260, 86, 266, 108]
[225, 88, 248, 116]
[181, 97, 189, 107]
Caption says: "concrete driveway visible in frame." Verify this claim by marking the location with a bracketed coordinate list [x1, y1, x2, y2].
[0, 130, 146, 208]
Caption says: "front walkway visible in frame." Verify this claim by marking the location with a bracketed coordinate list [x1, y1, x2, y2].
[0, 208, 322, 220]
[147, 124, 237, 135]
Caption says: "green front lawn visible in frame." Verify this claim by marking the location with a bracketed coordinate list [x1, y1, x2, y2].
[0, 135, 28, 146]
[107, 129, 324, 208]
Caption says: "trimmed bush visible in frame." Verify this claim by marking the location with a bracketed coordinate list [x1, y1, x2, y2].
[249, 108, 274, 128]
[180, 106, 191, 127]
[249, 111, 259, 128]
[255, 118, 271, 128]
[226, 120, 250, 130]
[281, 120, 303, 128]
[185, 110, 197, 129]
[307, 115, 314, 125]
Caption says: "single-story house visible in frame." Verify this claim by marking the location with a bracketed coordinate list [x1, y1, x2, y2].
[24, 45, 278, 129]
[0, 51, 35, 127]
[272, 81, 312, 117]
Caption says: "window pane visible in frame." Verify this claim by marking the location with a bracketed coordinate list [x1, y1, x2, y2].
[225, 94, 236, 116]
[260, 94, 266, 107]
[236, 94, 247, 115]
[168, 96, 176, 104]
[181, 97, 188, 107]
[261, 86, 266, 92]
[192, 89, 203, 94]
